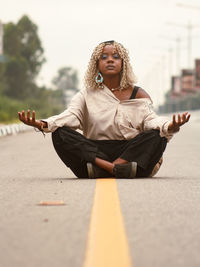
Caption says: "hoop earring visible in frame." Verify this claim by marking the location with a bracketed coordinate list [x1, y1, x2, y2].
[95, 72, 104, 89]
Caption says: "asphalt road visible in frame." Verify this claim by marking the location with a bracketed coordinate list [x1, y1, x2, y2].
[0, 117, 200, 267]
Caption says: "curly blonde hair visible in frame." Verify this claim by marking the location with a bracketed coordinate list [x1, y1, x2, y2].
[84, 41, 137, 90]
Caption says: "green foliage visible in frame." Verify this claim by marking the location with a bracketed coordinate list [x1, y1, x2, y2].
[0, 94, 25, 123]
[52, 66, 79, 91]
[0, 15, 68, 124]
[2, 15, 45, 99]
[0, 88, 65, 123]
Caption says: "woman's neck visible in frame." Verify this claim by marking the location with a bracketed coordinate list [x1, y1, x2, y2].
[103, 75, 120, 90]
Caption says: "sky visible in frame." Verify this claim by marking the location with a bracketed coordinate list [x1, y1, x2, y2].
[1, 0, 200, 106]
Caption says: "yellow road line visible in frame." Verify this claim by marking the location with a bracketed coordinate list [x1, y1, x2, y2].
[83, 178, 132, 267]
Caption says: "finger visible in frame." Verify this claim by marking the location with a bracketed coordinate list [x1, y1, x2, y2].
[186, 114, 191, 122]
[173, 114, 176, 125]
[182, 113, 186, 122]
[32, 110, 35, 122]
[27, 109, 31, 121]
[180, 113, 191, 126]
[180, 113, 186, 125]
[18, 112, 22, 121]
[183, 112, 188, 121]
[21, 110, 25, 121]
[178, 114, 181, 124]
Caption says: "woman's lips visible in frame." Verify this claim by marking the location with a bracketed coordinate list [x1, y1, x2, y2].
[106, 65, 115, 69]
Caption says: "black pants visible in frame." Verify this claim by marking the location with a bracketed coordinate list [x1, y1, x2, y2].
[52, 126, 167, 178]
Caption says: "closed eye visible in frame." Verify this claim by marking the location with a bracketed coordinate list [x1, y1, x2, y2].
[113, 53, 120, 59]
[100, 53, 120, 60]
[101, 54, 107, 59]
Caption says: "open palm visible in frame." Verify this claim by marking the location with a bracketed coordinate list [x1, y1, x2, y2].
[168, 112, 190, 133]
[18, 110, 41, 129]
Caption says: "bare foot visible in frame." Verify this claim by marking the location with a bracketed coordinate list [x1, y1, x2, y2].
[112, 158, 128, 165]
[95, 158, 114, 174]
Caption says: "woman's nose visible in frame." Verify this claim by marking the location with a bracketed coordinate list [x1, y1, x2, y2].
[106, 55, 114, 63]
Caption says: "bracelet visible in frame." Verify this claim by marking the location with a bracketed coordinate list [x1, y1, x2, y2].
[39, 121, 44, 131]
[34, 127, 45, 137]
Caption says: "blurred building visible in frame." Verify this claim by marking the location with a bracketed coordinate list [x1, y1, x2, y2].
[159, 58, 200, 113]
[170, 59, 200, 98]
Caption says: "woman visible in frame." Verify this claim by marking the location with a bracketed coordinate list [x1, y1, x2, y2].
[18, 40, 190, 178]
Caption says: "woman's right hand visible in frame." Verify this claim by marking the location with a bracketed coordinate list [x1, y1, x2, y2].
[18, 110, 42, 130]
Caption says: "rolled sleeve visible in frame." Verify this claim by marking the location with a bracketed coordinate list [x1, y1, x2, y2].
[41, 90, 85, 133]
[143, 103, 173, 141]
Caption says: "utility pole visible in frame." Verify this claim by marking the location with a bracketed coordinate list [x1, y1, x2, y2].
[0, 20, 9, 63]
[166, 47, 173, 85]
[167, 21, 199, 69]
[160, 35, 181, 75]
[175, 37, 181, 74]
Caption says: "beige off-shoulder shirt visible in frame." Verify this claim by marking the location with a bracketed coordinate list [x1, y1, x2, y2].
[42, 85, 173, 141]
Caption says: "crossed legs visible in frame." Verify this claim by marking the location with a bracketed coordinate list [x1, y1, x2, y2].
[52, 126, 167, 178]
[95, 157, 128, 174]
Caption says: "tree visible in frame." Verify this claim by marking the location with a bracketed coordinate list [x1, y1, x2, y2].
[52, 66, 79, 91]
[0, 15, 67, 123]
[2, 15, 45, 99]
[52, 66, 79, 107]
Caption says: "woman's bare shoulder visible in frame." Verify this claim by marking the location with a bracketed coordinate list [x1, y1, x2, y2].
[136, 87, 152, 100]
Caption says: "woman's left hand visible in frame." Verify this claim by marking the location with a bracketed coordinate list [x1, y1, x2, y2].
[168, 112, 191, 133]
